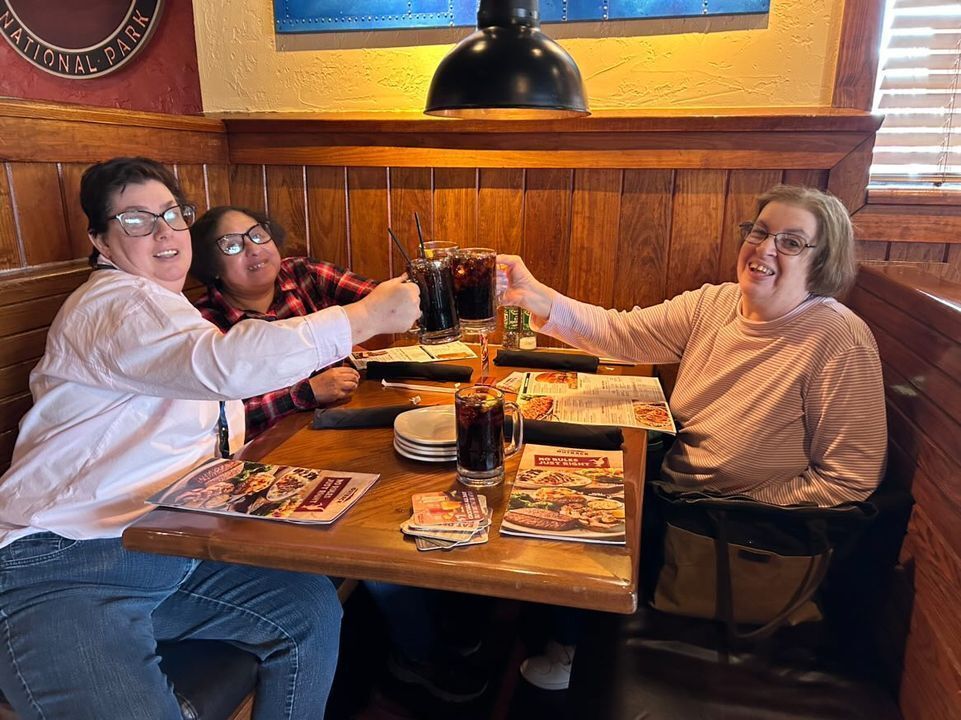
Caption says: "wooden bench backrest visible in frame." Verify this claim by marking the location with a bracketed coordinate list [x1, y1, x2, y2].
[848, 262, 961, 720]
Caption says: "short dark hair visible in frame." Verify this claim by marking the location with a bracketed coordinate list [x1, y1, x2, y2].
[189, 206, 287, 287]
[80, 157, 186, 266]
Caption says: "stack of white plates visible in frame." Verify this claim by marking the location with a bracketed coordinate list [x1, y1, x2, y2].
[393, 405, 457, 463]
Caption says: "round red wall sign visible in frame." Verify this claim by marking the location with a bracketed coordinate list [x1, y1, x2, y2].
[0, 0, 163, 79]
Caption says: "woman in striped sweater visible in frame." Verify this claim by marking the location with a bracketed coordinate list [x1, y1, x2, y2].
[502, 184, 886, 690]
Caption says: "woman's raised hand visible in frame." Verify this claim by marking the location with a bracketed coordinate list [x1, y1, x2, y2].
[496, 254, 557, 324]
[345, 275, 421, 342]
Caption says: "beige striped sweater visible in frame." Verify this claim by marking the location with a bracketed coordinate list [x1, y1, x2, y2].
[539, 283, 886, 507]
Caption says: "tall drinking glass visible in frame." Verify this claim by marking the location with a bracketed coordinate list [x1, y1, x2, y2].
[422, 241, 459, 260]
[408, 255, 460, 344]
[452, 248, 497, 334]
[455, 386, 523, 487]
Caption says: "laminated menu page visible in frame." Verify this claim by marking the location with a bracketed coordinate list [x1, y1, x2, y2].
[148, 458, 378, 524]
[516, 372, 676, 434]
[500, 443, 626, 545]
[349, 342, 477, 369]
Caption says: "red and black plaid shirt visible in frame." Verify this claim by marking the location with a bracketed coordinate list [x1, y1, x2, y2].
[194, 257, 377, 440]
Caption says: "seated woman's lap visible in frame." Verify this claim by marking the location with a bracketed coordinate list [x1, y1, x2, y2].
[0, 533, 341, 720]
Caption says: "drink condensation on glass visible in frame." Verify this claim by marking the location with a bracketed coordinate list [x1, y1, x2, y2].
[452, 247, 497, 334]
[454, 386, 523, 487]
[409, 256, 460, 345]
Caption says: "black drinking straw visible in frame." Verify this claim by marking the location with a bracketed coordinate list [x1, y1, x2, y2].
[387, 228, 414, 271]
[413, 212, 427, 259]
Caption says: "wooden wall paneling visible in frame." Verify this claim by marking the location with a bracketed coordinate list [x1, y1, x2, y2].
[888, 242, 948, 263]
[205, 164, 232, 208]
[567, 169, 622, 307]
[852, 205, 961, 244]
[718, 170, 784, 283]
[306, 167, 349, 267]
[0, 163, 22, 269]
[59, 163, 92, 260]
[0, 393, 31, 434]
[611, 170, 673, 311]
[857, 242, 889, 261]
[857, 265, 961, 343]
[433, 169, 477, 249]
[782, 169, 829, 189]
[667, 170, 728, 298]
[346, 168, 391, 279]
[8, 163, 71, 266]
[948, 243, 961, 273]
[388, 168, 432, 271]
[266, 166, 308, 257]
[229, 165, 267, 215]
[832, 0, 886, 111]
[0, 262, 90, 305]
[477, 169, 524, 256]
[522, 169, 573, 296]
[0, 427, 16, 474]
[176, 165, 209, 212]
[0, 327, 47, 370]
[827, 138, 875, 213]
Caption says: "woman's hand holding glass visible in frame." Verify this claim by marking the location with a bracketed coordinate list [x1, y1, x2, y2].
[344, 274, 422, 342]
[496, 254, 557, 326]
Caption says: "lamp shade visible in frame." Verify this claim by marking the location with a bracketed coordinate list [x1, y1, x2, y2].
[425, 0, 589, 119]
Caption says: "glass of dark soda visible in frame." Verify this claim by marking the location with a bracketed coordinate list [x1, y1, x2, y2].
[409, 256, 460, 345]
[455, 386, 523, 487]
[451, 248, 496, 334]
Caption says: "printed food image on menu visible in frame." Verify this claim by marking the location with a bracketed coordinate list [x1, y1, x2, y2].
[148, 458, 378, 525]
[517, 372, 676, 433]
[500, 443, 627, 545]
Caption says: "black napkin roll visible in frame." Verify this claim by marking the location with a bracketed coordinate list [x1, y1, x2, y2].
[364, 361, 473, 382]
[494, 350, 599, 373]
[312, 404, 413, 429]
[505, 419, 624, 451]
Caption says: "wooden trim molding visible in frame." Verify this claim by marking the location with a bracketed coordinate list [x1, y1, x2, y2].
[833, 0, 886, 110]
[0, 99, 227, 164]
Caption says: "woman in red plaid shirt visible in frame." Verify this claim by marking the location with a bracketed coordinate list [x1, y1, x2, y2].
[191, 206, 377, 439]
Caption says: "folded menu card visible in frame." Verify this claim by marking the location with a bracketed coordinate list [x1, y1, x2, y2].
[349, 342, 477, 369]
[516, 372, 676, 434]
[501, 444, 626, 545]
[401, 490, 491, 551]
[148, 458, 377, 524]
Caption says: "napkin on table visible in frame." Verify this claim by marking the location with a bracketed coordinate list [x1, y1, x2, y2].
[312, 404, 414, 429]
[365, 362, 473, 382]
[494, 350, 599, 373]
[506, 419, 624, 451]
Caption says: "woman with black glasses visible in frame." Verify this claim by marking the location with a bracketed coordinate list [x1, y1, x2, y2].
[0, 157, 421, 720]
[497, 184, 887, 691]
[190, 206, 377, 440]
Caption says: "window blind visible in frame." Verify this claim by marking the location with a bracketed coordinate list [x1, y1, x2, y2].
[871, 0, 961, 187]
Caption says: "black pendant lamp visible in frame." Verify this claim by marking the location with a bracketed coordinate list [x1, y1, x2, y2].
[425, 0, 589, 119]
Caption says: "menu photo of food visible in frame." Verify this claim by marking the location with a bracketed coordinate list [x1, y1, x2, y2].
[516, 372, 676, 433]
[500, 443, 627, 545]
[148, 458, 379, 525]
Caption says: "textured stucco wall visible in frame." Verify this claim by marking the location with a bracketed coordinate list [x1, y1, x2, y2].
[193, 0, 844, 113]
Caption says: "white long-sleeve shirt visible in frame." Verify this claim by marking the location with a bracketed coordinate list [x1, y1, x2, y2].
[539, 283, 886, 507]
[0, 267, 353, 547]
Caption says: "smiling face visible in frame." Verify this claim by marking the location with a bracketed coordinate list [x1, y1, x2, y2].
[215, 210, 282, 300]
[736, 201, 819, 321]
[89, 179, 191, 294]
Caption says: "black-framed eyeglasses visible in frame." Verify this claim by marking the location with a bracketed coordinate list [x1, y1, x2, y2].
[739, 222, 816, 256]
[110, 204, 196, 237]
[216, 223, 273, 256]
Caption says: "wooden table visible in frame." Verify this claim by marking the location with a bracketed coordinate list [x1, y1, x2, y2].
[123, 347, 650, 614]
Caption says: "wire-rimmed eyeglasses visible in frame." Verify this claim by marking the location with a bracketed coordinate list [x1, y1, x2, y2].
[216, 223, 274, 256]
[110, 204, 196, 237]
[739, 222, 816, 256]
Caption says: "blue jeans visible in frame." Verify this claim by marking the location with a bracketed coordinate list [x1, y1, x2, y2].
[0, 533, 342, 720]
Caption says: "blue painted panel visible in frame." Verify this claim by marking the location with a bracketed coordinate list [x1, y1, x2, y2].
[274, 1, 770, 33]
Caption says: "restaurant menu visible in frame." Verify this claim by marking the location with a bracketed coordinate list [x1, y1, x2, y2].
[148, 458, 378, 525]
[516, 372, 677, 434]
[349, 342, 477, 369]
[501, 444, 626, 545]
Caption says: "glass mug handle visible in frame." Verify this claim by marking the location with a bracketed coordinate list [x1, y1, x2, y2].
[504, 401, 524, 458]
